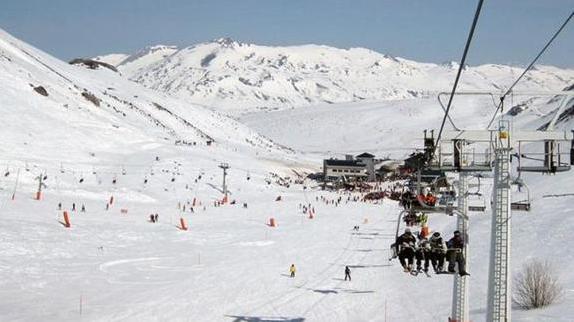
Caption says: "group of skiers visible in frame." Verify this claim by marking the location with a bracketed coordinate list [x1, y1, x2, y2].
[289, 264, 352, 281]
[394, 228, 469, 277]
[58, 202, 85, 212]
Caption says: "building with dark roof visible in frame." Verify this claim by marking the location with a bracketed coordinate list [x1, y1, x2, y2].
[323, 158, 367, 182]
[356, 152, 375, 158]
[356, 152, 376, 181]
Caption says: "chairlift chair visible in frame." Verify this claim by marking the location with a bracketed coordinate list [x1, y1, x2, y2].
[511, 178, 531, 212]
[467, 176, 486, 212]
[468, 193, 486, 212]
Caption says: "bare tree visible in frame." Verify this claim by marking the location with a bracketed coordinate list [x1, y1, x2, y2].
[513, 259, 563, 309]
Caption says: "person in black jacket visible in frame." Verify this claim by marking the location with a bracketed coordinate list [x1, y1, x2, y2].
[396, 228, 417, 272]
[344, 266, 351, 281]
[446, 230, 469, 276]
[429, 232, 447, 273]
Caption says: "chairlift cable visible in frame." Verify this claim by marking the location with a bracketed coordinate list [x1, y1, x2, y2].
[486, 10, 574, 129]
[434, 0, 485, 157]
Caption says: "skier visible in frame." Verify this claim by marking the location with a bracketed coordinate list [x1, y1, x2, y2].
[72, 203, 76, 212]
[154, 214, 159, 223]
[58, 202, 62, 210]
[150, 214, 155, 223]
[415, 236, 431, 273]
[446, 230, 469, 276]
[395, 228, 417, 272]
[289, 264, 296, 278]
[344, 266, 351, 281]
[81, 204, 86, 212]
[429, 232, 447, 273]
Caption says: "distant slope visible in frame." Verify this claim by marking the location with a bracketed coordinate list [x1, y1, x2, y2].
[93, 53, 129, 66]
[106, 38, 574, 114]
[0, 29, 291, 170]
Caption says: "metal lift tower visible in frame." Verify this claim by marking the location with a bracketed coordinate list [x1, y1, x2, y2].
[429, 109, 573, 322]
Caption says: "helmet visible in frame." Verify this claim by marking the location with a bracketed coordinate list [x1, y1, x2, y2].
[454, 230, 461, 235]
[405, 228, 411, 234]
[432, 232, 440, 237]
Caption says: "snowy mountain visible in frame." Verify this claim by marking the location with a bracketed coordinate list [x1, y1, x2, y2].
[0, 29, 298, 168]
[93, 53, 129, 66]
[2, 27, 574, 322]
[102, 38, 574, 114]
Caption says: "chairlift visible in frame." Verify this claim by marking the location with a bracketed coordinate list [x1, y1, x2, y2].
[406, 170, 457, 214]
[511, 177, 531, 212]
[468, 193, 486, 212]
[516, 140, 571, 174]
[467, 176, 486, 212]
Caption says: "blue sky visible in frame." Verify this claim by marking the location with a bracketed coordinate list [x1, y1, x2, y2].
[1, 0, 572, 67]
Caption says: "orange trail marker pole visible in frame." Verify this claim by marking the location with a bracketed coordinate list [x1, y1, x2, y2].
[63, 211, 71, 228]
[269, 218, 276, 227]
[179, 217, 188, 230]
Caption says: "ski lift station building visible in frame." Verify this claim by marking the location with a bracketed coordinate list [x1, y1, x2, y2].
[323, 152, 376, 181]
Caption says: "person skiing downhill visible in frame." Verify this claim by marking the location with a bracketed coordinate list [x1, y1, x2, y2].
[344, 266, 351, 281]
[289, 264, 296, 278]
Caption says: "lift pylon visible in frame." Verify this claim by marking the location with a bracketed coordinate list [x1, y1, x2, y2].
[426, 118, 573, 322]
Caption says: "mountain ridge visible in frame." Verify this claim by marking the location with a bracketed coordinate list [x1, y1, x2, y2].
[94, 39, 574, 114]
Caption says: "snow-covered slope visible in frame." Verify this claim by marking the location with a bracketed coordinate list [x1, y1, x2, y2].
[242, 91, 574, 159]
[0, 29, 296, 167]
[93, 53, 129, 66]
[2, 28, 574, 322]
[115, 45, 179, 76]
[108, 38, 574, 114]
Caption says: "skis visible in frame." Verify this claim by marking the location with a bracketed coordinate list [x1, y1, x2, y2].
[436, 271, 470, 277]
[408, 268, 431, 277]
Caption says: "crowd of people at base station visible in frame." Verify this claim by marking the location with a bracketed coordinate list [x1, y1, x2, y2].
[393, 228, 469, 277]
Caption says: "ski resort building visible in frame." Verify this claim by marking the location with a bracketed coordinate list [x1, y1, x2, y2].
[323, 152, 381, 182]
[323, 159, 367, 181]
[356, 152, 376, 181]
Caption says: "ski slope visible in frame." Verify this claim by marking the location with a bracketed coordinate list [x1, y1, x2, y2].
[1, 27, 574, 322]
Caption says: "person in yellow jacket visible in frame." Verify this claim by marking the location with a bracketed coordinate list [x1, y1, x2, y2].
[289, 264, 296, 278]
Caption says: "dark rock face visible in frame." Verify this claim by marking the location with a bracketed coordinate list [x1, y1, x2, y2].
[33, 85, 48, 96]
[82, 91, 100, 106]
[69, 58, 118, 72]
